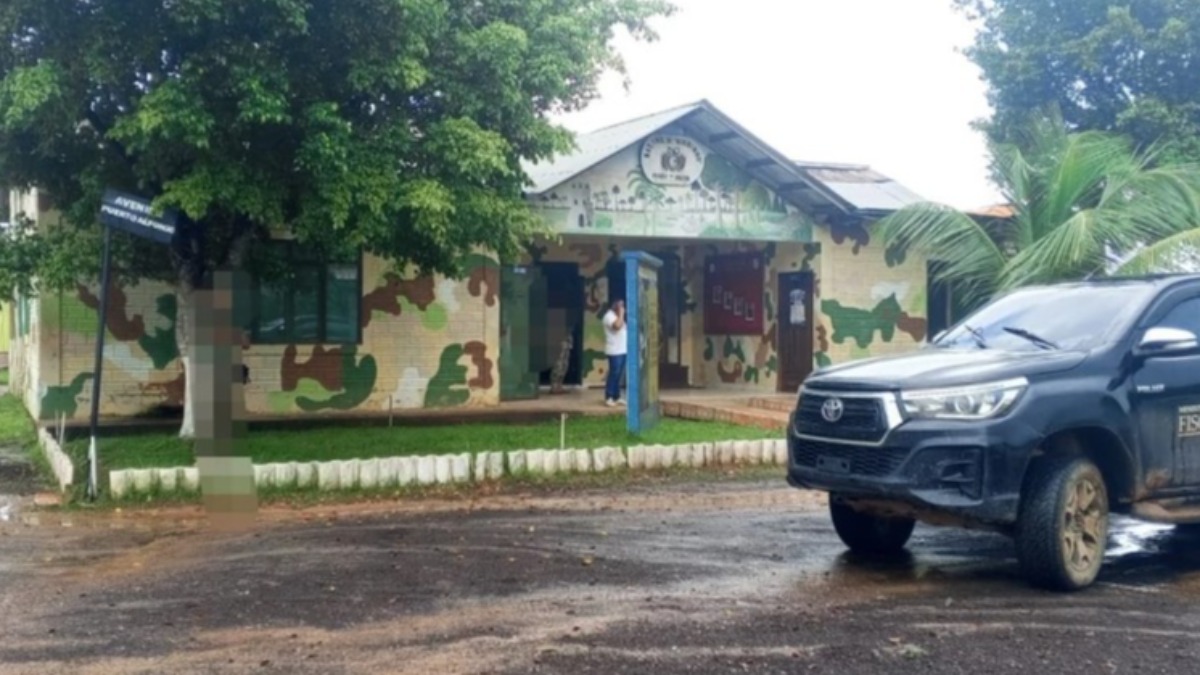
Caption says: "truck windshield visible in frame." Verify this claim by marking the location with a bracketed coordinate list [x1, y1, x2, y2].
[933, 283, 1156, 352]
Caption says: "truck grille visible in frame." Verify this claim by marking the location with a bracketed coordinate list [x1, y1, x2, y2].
[795, 393, 888, 443]
[791, 438, 908, 478]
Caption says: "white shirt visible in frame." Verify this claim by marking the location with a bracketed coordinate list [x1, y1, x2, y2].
[603, 309, 627, 356]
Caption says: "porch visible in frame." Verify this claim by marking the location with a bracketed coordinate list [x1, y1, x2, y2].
[498, 235, 818, 406]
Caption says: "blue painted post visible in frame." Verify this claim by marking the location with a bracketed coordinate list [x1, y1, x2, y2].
[622, 251, 664, 434]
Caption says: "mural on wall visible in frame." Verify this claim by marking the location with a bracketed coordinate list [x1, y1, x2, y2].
[813, 245, 930, 366]
[698, 225, 932, 390]
[424, 341, 496, 408]
[37, 283, 183, 420]
[28, 248, 505, 420]
[531, 137, 816, 243]
[269, 344, 378, 413]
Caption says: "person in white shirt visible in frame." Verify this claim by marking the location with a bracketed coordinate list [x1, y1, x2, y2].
[602, 298, 628, 407]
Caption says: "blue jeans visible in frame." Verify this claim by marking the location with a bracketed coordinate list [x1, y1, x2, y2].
[605, 354, 626, 401]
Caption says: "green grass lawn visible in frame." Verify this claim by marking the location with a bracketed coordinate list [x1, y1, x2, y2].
[0, 394, 35, 447]
[69, 416, 780, 471]
[0, 368, 9, 387]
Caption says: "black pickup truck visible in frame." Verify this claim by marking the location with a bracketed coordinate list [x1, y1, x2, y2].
[787, 274, 1200, 591]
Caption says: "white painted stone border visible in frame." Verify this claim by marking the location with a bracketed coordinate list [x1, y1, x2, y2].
[37, 428, 74, 492]
[106, 439, 790, 499]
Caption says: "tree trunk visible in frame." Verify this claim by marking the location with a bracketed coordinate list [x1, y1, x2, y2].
[177, 283, 197, 439]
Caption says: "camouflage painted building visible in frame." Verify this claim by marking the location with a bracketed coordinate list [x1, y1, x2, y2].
[7, 100, 936, 422]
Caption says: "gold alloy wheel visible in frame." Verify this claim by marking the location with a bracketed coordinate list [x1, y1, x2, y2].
[1062, 473, 1107, 577]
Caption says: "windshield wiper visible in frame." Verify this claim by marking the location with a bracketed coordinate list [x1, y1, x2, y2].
[1003, 326, 1059, 351]
[963, 324, 989, 349]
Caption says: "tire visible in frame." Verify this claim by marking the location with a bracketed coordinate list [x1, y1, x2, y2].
[1015, 455, 1109, 592]
[829, 497, 916, 556]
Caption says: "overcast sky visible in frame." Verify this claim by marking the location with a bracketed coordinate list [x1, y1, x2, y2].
[552, 0, 1004, 211]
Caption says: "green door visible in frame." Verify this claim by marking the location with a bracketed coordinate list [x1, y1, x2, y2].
[500, 265, 545, 401]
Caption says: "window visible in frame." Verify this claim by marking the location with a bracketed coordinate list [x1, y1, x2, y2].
[250, 241, 362, 345]
[1158, 297, 1200, 335]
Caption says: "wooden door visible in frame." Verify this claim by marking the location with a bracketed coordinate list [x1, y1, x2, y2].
[777, 271, 815, 393]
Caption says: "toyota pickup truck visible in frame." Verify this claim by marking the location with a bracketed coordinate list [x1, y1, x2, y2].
[787, 274, 1200, 591]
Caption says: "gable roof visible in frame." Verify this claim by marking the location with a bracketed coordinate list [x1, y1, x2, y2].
[522, 99, 877, 216]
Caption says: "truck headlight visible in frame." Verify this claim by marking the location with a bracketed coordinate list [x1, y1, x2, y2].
[900, 378, 1028, 420]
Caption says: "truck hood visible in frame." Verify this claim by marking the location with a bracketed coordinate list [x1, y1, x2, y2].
[805, 347, 1088, 392]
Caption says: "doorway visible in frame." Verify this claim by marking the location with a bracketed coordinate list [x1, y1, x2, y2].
[538, 262, 585, 386]
[777, 271, 815, 393]
[607, 252, 689, 388]
[654, 250, 689, 388]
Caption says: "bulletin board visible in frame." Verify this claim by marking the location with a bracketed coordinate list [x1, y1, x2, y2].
[703, 252, 764, 335]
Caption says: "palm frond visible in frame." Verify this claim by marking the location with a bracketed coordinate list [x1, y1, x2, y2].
[999, 208, 1126, 289]
[1100, 163, 1200, 240]
[1036, 132, 1133, 236]
[875, 202, 1008, 307]
[1114, 228, 1200, 275]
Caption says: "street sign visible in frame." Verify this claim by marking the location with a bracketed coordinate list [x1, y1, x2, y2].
[86, 187, 183, 500]
[99, 189, 179, 245]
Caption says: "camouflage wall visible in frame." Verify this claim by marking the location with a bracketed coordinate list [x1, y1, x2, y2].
[815, 220, 929, 366]
[696, 223, 930, 393]
[24, 251, 500, 421]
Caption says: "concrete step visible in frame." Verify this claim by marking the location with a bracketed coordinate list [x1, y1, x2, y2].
[746, 396, 797, 414]
[663, 399, 789, 432]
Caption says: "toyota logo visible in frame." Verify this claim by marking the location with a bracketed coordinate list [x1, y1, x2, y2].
[820, 397, 845, 423]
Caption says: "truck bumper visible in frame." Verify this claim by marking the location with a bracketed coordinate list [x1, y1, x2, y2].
[786, 412, 1043, 527]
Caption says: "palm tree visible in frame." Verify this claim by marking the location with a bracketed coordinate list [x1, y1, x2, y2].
[878, 116, 1200, 310]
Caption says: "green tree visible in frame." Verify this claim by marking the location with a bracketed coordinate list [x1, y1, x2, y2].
[957, 0, 1200, 164]
[878, 118, 1200, 308]
[0, 0, 674, 437]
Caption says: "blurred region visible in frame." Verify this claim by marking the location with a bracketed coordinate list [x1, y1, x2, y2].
[193, 270, 256, 529]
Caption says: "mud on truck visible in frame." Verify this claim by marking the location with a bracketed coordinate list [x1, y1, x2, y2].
[787, 274, 1200, 591]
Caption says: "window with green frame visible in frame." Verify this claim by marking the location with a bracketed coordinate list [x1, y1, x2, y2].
[250, 241, 362, 345]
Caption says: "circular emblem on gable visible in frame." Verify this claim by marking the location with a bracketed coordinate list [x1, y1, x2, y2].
[820, 398, 845, 423]
[661, 147, 687, 172]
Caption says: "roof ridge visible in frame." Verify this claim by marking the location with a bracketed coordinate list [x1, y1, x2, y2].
[577, 99, 709, 136]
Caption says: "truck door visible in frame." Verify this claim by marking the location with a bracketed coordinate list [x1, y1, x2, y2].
[1131, 296, 1200, 490]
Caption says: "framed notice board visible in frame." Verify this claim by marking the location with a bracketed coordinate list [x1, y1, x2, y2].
[704, 252, 764, 335]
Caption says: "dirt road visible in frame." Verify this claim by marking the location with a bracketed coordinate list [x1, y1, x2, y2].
[3, 477, 1200, 674]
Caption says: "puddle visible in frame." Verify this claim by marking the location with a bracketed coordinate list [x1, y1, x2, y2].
[1107, 518, 1174, 558]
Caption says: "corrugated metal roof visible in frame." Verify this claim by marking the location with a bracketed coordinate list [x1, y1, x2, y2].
[794, 164, 927, 213]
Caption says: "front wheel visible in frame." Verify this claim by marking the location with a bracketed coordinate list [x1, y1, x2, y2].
[1015, 455, 1109, 592]
[829, 498, 916, 556]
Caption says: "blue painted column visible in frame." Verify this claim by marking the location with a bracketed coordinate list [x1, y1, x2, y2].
[622, 251, 664, 434]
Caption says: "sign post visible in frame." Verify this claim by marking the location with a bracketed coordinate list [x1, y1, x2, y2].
[622, 251, 663, 434]
[88, 190, 181, 501]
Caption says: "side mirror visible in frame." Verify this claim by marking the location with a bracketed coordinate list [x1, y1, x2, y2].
[1138, 327, 1200, 357]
